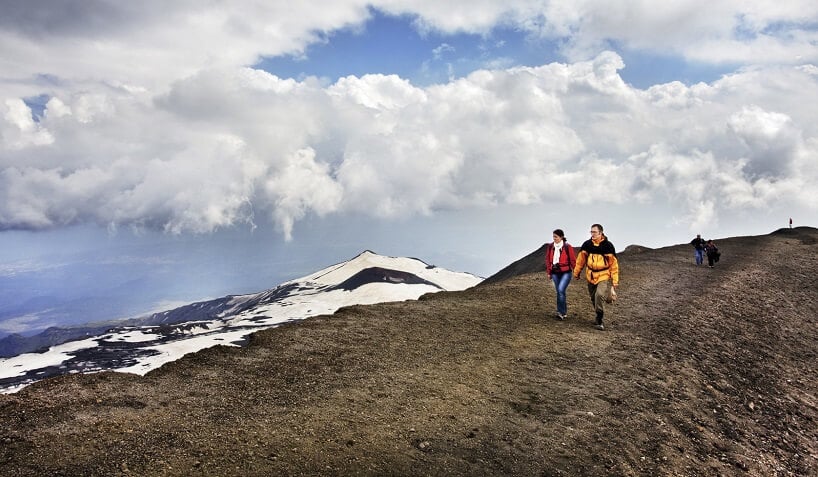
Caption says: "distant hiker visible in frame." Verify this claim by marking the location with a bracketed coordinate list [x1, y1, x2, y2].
[790, 217, 793, 229]
[545, 229, 577, 320]
[690, 234, 706, 265]
[705, 240, 720, 268]
[573, 224, 620, 330]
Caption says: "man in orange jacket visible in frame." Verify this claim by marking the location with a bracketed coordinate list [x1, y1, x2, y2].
[573, 223, 620, 330]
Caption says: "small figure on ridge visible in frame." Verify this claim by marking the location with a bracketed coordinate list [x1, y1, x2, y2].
[705, 240, 720, 268]
[690, 234, 706, 266]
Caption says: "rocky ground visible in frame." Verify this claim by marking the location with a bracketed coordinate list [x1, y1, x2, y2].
[1, 227, 816, 476]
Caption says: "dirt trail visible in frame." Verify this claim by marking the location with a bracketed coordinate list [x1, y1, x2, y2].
[0, 228, 816, 476]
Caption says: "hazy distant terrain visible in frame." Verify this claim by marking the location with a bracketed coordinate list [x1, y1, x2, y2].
[0, 251, 480, 393]
[0, 228, 816, 476]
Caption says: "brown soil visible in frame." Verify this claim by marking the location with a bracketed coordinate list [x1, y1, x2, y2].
[1, 228, 816, 476]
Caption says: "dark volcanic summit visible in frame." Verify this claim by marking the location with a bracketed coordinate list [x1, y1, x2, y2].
[1, 227, 816, 476]
[329, 266, 442, 291]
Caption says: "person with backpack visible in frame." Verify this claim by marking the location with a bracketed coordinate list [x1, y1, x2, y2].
[705, 240, 720, 268]
[573, 224, 620, 330]
[545, 229, 577, 320]
[690, 234, 706, 265]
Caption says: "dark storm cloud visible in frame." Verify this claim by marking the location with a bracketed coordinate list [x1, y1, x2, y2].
[0, 1, 173, 38]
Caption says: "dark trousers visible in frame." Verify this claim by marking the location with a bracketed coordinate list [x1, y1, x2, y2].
[588, 280, 611, 323]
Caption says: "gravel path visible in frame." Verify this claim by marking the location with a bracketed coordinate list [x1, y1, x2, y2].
[1, 228, 816, 476]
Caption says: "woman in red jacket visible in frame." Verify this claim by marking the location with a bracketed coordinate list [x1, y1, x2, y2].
[545, 229, 577, 320]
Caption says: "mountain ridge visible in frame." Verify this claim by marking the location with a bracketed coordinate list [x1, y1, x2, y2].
[0, 228, 816, 476]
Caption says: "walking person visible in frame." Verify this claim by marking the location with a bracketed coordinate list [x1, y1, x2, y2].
[690, 234, 706, 265]
[545, 229, 577, 320]
[705, 240, 720, 268]
[573, 224, 620, 330]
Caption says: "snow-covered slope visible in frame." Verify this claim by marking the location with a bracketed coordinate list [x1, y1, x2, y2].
[0, 251, 482, 393]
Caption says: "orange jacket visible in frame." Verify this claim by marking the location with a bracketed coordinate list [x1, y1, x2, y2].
[573, 235, 620, 285]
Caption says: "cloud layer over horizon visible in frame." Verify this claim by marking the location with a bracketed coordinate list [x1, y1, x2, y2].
[2, 1, 817, 239]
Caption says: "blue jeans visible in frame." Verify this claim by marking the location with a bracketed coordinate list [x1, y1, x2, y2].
[551, 272, 572, 316]
[694, 249, 704, 265]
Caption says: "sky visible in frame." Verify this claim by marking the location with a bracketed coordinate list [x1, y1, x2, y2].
[1, 1, 817, 336]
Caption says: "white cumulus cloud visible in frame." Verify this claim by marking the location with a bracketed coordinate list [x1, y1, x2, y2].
[1, 2, 816, 238]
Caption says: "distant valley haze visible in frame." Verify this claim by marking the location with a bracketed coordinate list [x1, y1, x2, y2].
[0, 251, 481, 393]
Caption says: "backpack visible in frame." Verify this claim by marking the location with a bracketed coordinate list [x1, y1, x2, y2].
[706, 245, 720, 262]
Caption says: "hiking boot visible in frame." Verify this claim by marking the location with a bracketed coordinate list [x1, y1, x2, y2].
[595, 323, 605, 331]
[554, 313, 565, 321]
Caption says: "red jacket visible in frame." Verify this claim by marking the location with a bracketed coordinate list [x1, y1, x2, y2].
[545, 242, 577, 275]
